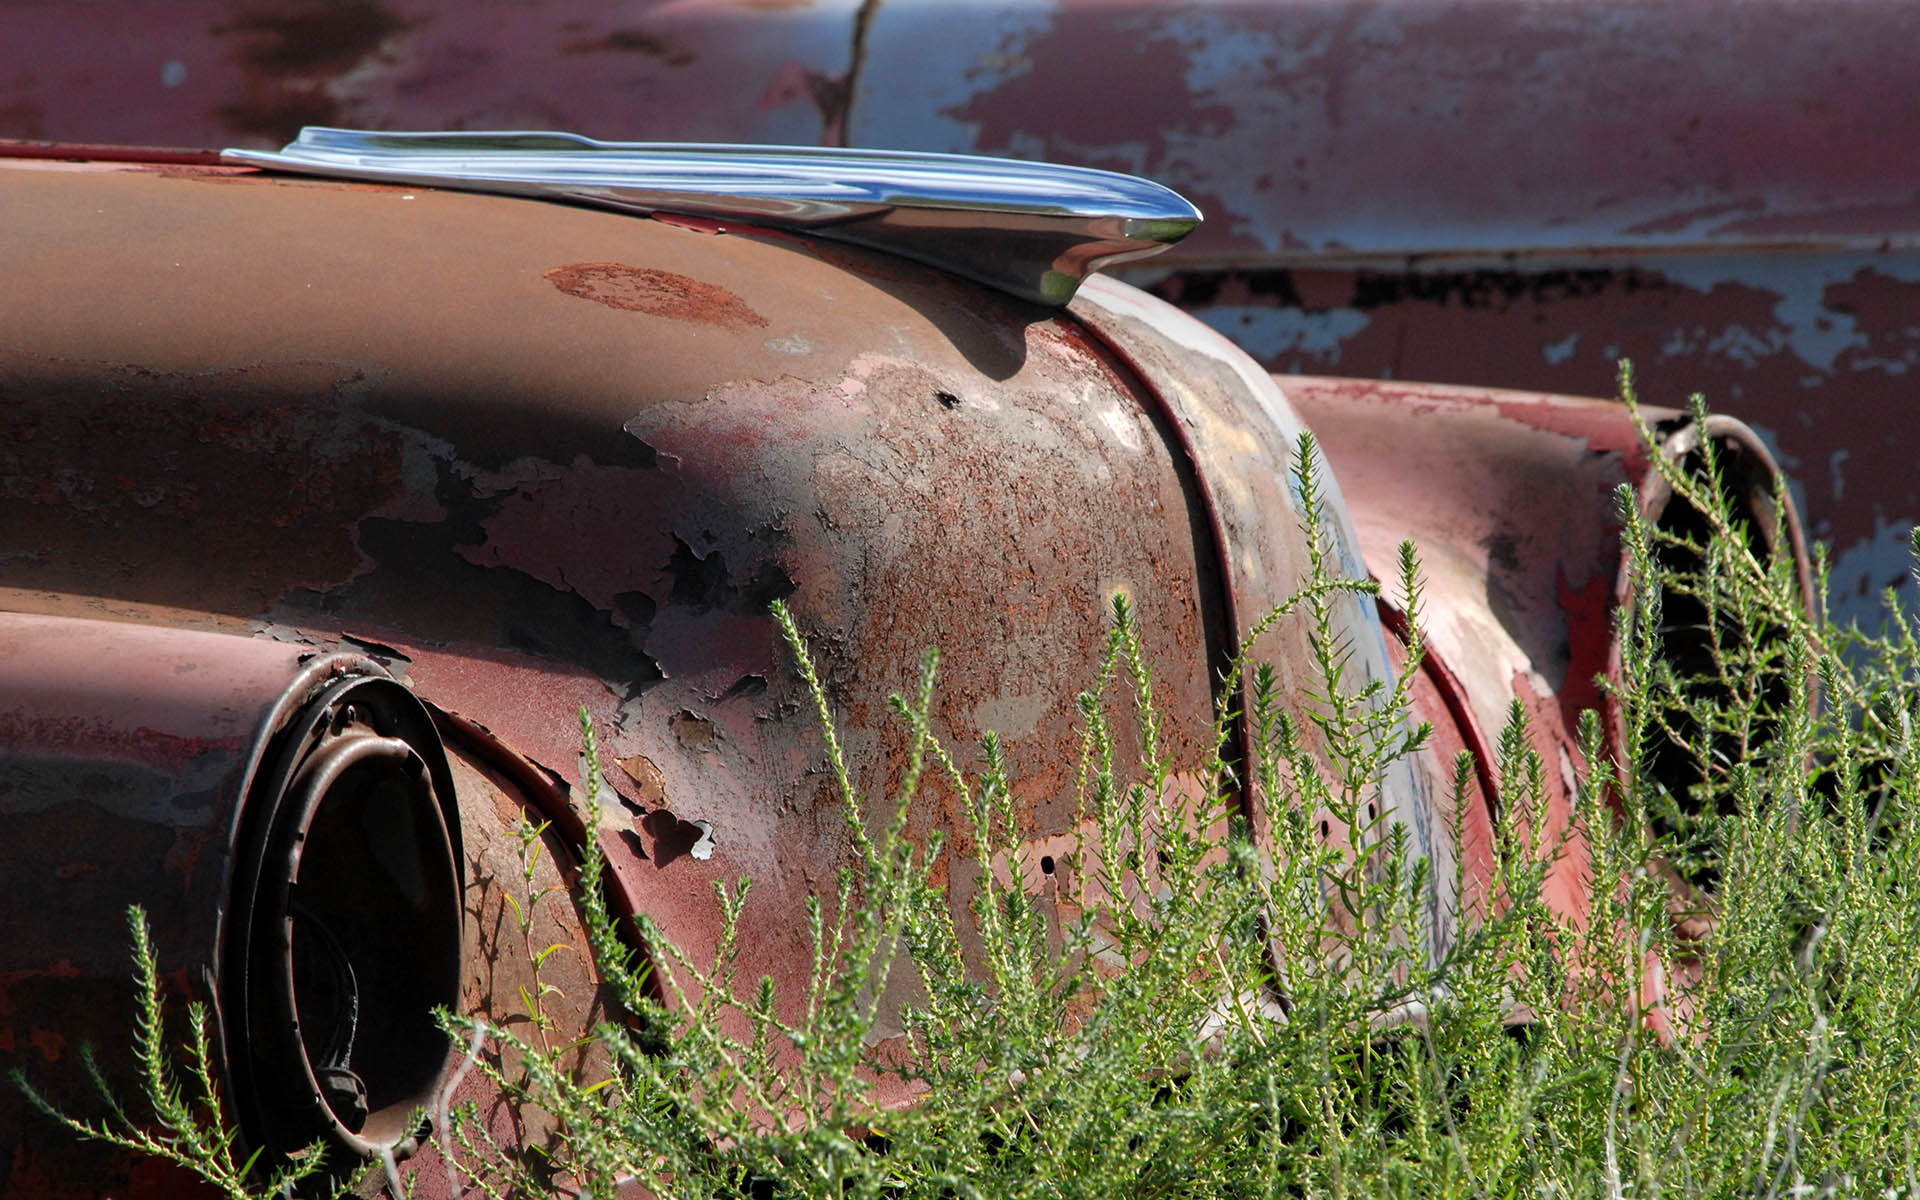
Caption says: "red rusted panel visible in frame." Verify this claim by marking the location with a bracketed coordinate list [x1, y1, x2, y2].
[0, 156, 1432, 1189]
[1282, 376, 1813, 1021]
[0, 612, 612, 1196]
[411, 737, 619, 1200]
[1378, 605, 1497, 933]
[7, 3, 1916, 258]
[1283, 378, 1640, 946]
[1154, 256, 1920, 630]
[0, 0, 858, 151]
[0, 63, 1839, 1175]
[1069, 276, 1449, 959]
[0, 617, 309, 1198]
[855, 2, 1920, 261]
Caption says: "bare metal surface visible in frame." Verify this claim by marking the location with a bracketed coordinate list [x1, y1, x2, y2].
[226, 127, 1200, 305]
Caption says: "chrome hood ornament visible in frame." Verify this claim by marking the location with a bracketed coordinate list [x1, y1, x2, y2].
[224, 128, 1201, 306]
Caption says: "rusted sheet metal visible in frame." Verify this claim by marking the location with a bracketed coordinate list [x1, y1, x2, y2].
[1377, 607, 1496, 932]
[0, 0, 861, 151]
[1158, 253, 1920, 632]
[408, 739, 620, 1200]
[0, 610, 610, 1197]
[1068, 275, 1446, 959]
[0, 133, 1828, 1185]
[854, 1, 1920, 262]
[0, 156, 1409, 1161]
[1281, 376, 1813, 1016]
[0, 616, 306, 1199]
[1283, 378, 1639, 940]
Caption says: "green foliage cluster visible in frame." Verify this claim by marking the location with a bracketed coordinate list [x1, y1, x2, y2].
[21, 368, 1920, 1197]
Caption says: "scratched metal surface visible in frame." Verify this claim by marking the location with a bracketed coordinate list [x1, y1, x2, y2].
[4, 0, 1906, 625]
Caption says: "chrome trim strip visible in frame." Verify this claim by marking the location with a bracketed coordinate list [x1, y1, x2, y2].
[222, 128, 1201, 306]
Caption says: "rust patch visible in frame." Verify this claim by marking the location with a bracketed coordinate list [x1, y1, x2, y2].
[616, 752, 667, 805]
[0, 962, 81, 1017]
[545, 263, 769, 331]
[27, 1028, 65, 1062]
[669, 709, 715, 752]
[220, 0, 408, 74]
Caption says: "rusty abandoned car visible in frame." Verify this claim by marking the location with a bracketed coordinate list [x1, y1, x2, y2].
[0, 130, 1812, 1197]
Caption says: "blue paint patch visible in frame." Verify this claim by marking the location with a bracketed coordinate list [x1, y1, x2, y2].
[851, 2, 1058, 151]
[1197, 305, 1369, 364]
[1829, 517, 1920, 627]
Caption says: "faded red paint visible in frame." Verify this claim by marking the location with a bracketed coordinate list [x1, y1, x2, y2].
[1156, 259, 1920, 626]
[0, 0, 1910, 611]
[1284, 374, 1813, 1027]
[1, 156, 1434, 1188]
[1379, 607, 1497, 932]
[546, 262, 770, 330]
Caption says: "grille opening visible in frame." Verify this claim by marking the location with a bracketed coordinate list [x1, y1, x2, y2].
[1641, 430, 1799, 894]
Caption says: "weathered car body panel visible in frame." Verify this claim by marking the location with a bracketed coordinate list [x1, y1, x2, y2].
[2, 0, 1897, 623]
[2, 154, 1466, 1193]
[0, 0, 1854, 1167]
[1286, 378, 1811, 975]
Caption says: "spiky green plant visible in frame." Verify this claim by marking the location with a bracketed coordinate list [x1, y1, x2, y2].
[10, 907, 334, 1199]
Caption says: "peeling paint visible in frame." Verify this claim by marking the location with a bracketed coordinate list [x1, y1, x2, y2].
[1, 1, 1915, 644]
[1151, 251, 1920, 631]
[1827, 516, 1919, 611]
[852, 2, 1055, 152]
[1200, 304, 1369, 365]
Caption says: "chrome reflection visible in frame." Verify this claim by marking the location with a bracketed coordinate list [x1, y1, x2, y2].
[223, 127, 1202, 305]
